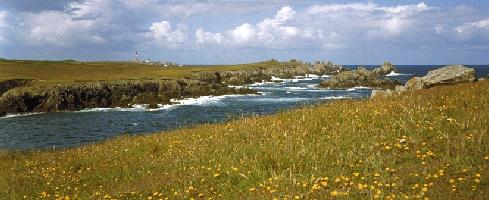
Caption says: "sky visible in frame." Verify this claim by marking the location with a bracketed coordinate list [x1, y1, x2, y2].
[0, 0, 488, 65]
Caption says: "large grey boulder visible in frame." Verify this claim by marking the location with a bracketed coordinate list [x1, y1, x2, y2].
[372, 61, 398, 76]
[405, 65, 476, 90]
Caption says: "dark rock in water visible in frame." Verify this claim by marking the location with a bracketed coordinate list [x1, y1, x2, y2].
[372, 61, 398, 76]
[319, 65, 400, 89]
[0, 79, 253, 116]
[405, 65, 476, 90]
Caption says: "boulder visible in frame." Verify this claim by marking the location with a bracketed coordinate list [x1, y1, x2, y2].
[370, 85, 407, 98]
[405, 65, 476, 90]
[319, 66, 400, 89]
[372, 61, 398, 76]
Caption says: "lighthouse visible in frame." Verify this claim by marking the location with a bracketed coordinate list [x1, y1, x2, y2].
[135, 50, 139, 62]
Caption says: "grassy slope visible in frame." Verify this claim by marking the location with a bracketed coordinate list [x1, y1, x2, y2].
[1, 80, 488, 200]
[0, 60, 294, 85]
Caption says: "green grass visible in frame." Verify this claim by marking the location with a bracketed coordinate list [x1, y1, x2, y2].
[0, 80, 488, 199]
[0, 60, 298, 86]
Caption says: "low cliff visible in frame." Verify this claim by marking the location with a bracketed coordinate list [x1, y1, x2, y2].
[194, 60, 346, 85]
[319, 65, 400, 89]
[0, 79, 251, 116]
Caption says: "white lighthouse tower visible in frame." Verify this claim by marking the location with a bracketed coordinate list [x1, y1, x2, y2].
[135, 50, 139, 62]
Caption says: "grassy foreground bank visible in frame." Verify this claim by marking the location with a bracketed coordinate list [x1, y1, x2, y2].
[1, 80, 488, 199]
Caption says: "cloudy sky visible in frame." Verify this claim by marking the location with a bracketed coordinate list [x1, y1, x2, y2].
[0, 0, 488, 64]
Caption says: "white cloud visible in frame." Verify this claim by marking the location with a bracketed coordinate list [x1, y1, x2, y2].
[21, 10, 105, 46]
[194, 2, 434, 49]
[229, 23, 256, 44]
[196, 6, 300, 47]
[148, 21, 188, 47]
[195, 28, 225, 44]
[66, 0, 111, 20]
[455, 18, 489, 33]
[307, 2, 433, 37]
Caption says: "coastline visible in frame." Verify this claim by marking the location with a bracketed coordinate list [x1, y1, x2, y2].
[1, 79, 488, 199]
[0, 60, 341, 116]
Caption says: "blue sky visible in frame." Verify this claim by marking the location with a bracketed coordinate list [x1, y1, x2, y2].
[0, 0, 488, 64]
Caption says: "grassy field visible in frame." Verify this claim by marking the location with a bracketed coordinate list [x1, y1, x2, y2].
[0, 60, 296, 85]
[0, 79, 488, 199]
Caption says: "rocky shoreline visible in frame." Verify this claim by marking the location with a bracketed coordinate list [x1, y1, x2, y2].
[2, 60, 478, 116]
[193, 60, 346, 85]
[0, 79, 252, 116]
[318, 61, 400, 89]
[1, 60, 348, 116]
[0, 60, 399, 116]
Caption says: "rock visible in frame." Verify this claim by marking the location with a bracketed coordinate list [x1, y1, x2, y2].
[0, 79, 253, 116]
[405, 65, 476, 90]
[0, 79, 31, 97]
[319, 67, 400, 89]
[370, 85, 407, 98]
[372, 61, 398, 76]
[310, 61, 345, 75]
[193, 72, 222, 84]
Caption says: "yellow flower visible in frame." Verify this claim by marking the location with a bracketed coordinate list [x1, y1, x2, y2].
[422, 187, 428, 192]
[330, 191, 339, 196]
[213, 173, 220, 177]
[319, 179, 328, 186]
[40, 192, 47, 198]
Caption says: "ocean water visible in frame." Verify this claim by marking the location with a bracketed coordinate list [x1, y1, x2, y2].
[1, 65, 488, 150]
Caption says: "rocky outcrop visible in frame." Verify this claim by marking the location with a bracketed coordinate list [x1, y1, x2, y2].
[319, 66, 400, 89]
[371, 65, 477, 98]
[193, 60, 346, 86]
[0, 79, 31, 97]
[0, 79, 252, 116]
[372, 61, 398, 76]
[216, 63, 311, 85]
[405, 65, 476, 90]
[309, 61, 346, 75]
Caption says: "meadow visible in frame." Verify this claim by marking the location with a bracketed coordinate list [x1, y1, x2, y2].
[0, 60, 297, 85]
[0, 79, 488, 199]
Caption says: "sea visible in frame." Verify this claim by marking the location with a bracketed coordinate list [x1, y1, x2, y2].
[1, 65, 488, 150]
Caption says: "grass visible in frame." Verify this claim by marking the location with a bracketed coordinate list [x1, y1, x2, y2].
[0, 60, 299, 86]
[1, 80, 488, 200]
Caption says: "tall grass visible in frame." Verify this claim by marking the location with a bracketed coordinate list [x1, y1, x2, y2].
[1, 80, 488, 199]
